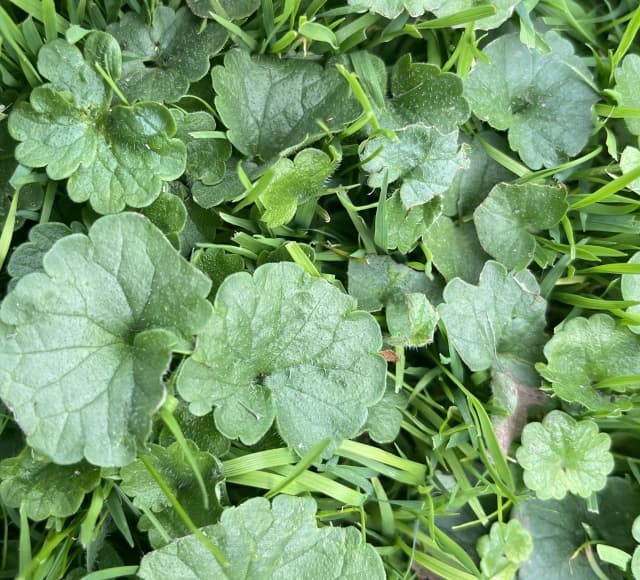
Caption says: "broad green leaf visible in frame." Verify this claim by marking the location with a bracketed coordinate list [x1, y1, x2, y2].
[423, 216, 489, 284]
[384, 190, 442, 253]
[443, 132, 516, 218]
[177, 262, 386, 457]
[474, 183, 568, 270]
[347, 0, 441, 19]
[8, 40, 186, 214]
[391, 55, 470, 133]
[141, 192, 187, 250]
[0, 213, 213, 466]
[361, 124, 466, 209]
[138, 495, 385, 579]
[191, 157, 260, 209]
[620, 146, 640, 194]
[386, 292, 438, 347]
[0, 448, 100, 521]
[108, 6, 227, 103]
[348, 254, 442, 312]
[516, 410, 613, 500]
[464, 32, 598, 169]
[120, 441, 223, 546]
[514, 477, 640, 580]
[364, 382, 408, 443]
[536, 314, 639, 413]
[187, 0, 260, 19]
[477, 520, 533, 580]
[192, 248, 245, 301]
[84, 31, 122, 81]
[633, 516, 640, 579]
[438, 260, 547, 372]
[258, 148, 339, 228]
[212, 50, 360, 160]
[172, 110, 232, 186]
[7, 222, 74, 286]
[431, 0, 520, 30]
[614, 54, 640, 136]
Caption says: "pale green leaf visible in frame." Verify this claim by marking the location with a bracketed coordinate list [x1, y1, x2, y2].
[138, 495, 385, 579]
[386, 292, 438, 347]
[177, 262, 386, 457]
[536, 314, 639, 413]
[384, 190, 442, 253]
[192, 248, 244, 301]
[212, 50, 360, 160]
[361, 124, 467, 209]
[0, 213, 213, 466]
[187, 0, 260, 19]
[364, 382, 408, 444]
[0, 448, 100, 521]
[108, 6, 227, 103]
[391, 55, 470, 133]
[516, 410, 613, 500]
[477, 520, 533, 580]
[620, 146, 640, 194]
[614, 54, 640, 136]
[621, 251, 640, 333]
[465, 32, 598, 169]
[347, 0, 442, 19]
[474, 183, 568, 270]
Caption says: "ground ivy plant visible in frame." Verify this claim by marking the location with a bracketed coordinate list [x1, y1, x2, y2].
[0, 1, 639, 579]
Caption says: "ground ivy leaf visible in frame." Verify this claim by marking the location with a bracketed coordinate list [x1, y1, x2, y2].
[614, 54, 640, 136]
[191, 157, 259, 209]
[108, 6, 227, 103]
[620, 146, 640, 194]
[438, 260, 547, 371]
[536, 314, 639, 413]
[443, 132, 516, 218]
[259, 148, 339, 228]
[385, 190, 442, 253]
[177, 262, 386, 457]
[386, 292, 438, 347]
[347, 0, 442, 19]
[361, 124, 467, 209]
[464, 31, 598, 169]
[141, 191, 187, 250]
[474, 183, 568, 270]
[138, 495, 385, 579]
[7, 222, 74, 286]
[172, 110, 232, 186]
[364, 381, 408, 443]
[187, 0, 260, 19]
[8, 39, 186, 214]
[212, 50, 360, 160]
[621, 252, 640, 333]
[423, 217, 489, 284]
[516, 410, 613, 500]
[0, 448, 101, 521]
[514, 477, 640, 580]
[348, 254, 443, 312]
[391, 55, 470, 133]
[0, 213, 213, 466]
[192, 248, 245, 301]
[431, 0, 520, 30]
[477, 520, 533, 580]
[120, 441, 223, 544]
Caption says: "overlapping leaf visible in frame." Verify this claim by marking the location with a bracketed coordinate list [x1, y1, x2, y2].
[347, 0, 441, 19]
[8, 39, 186, 214]
[178, 262, 386, 457]
[614, 54, 640, 135]
[0, 213, 212, 466]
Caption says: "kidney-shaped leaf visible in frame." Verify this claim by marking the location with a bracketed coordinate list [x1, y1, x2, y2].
[474, 183, 568, 270]
[465, 32, 598, 169]
[516, 410, 613, 500]
[361, 124, 466, 209]
[178, 262, 386, 457]
[212, 50, 360, 160]
[0, 213, 213, 466]
[8, 39, 186, 214]
[614, 54, 640, 136]
[138, 495, 385, 579]
[347, 0, 441, 19]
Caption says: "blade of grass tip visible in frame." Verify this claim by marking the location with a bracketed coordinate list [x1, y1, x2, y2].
[159, 403, 209, 510]
[208, 12, 258, 51]
[79, 485, 105, 548]
[18, 502, 32, 579]
[337, 192, 377, 254]
[9, 0, 69, 31]
[611, 4, 640, 72]
[0, 187, 20, 271]
[265, 437, 331, 498]
[0, 7, 42, 87]
[571, 164, 640, 209]
[140, 453, 229, 567]
[104, 491, 135, 547]
[477, 135, 529, 177]
[139, 504, 172, 545]
[397, 538, 478, 580]
[81, 567, 140, 580]
[285, 241, 321, 277]
[41, 0, 58, 42]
